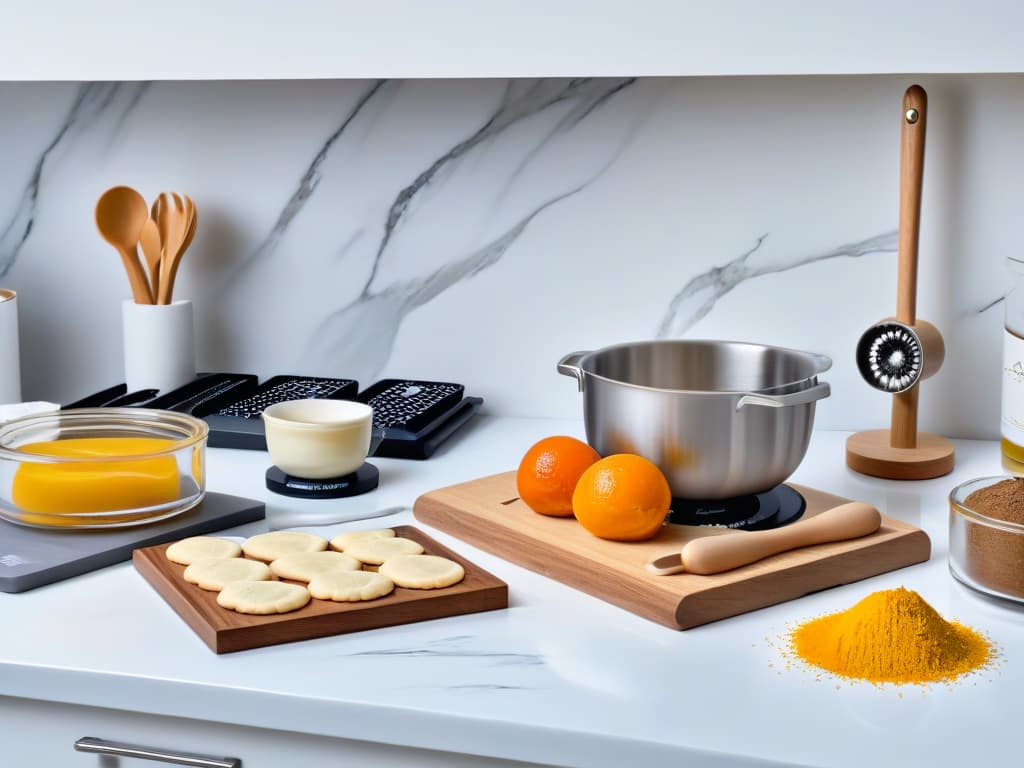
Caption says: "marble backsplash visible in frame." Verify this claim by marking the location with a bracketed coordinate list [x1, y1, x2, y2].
[0, 75, 1019, 438]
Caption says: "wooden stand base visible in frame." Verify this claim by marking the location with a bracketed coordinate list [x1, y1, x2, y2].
[846, 429, 955, 480]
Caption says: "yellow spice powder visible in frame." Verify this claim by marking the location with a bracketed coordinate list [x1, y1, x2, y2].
[790, 587, 993, 685]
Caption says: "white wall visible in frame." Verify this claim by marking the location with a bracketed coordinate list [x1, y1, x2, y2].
[0, 75, 1018, 438]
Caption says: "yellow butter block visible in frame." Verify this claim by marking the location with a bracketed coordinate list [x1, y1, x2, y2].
[12, 437, 181, 517]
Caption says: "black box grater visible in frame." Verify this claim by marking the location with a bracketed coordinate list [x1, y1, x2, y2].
[358, 379, 464, 439]
[199, 375, 359, 450]
[357, 379, 482, 459]
[63, 373, 259, 412]
[65, 385, 160, 408]
[147, 373, 259, 415]
[61, 375, 481, 458]
[64, 383, 130, 408]
[206, 375, 357, 419]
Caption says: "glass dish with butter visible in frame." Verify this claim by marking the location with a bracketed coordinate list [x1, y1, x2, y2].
[0, 408, 207, 529]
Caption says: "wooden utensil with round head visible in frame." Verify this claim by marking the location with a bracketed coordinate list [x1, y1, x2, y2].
[139, 217, 162, 300]
[646, 502, 882, 576]
[157, 193, 195, 304]
[151, 193, 169, 262]
[95, 186, 154, 304]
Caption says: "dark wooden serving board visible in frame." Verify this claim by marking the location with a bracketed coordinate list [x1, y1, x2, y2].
[134, 525, 508, 653]
[413, 472, 931, 630]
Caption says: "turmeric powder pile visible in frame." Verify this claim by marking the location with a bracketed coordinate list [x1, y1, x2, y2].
[790, 587, 993, 685]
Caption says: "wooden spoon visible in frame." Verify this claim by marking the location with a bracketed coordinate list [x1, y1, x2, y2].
[95, 186, 154, 304]
[645, 502, 882, 576]
[157, 194, 196, 304]
[139, 217, 162, 301]
[151, 193, 169, 261]
[181, 195, 197, 254]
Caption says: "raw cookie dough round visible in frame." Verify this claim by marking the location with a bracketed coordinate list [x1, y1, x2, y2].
[329, 528, 396, 552]
[343, 537, 424, 565]
[183, 557, 273, 592]
[378, 554, 465, 589]
[216, 581, 311, 615]
[242, 531, 328, 562]
[307, 570, 395, 602]
[166, 536, 242, 565]
[269, 550, 361, 582]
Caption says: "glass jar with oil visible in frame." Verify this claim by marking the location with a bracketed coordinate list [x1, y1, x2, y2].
[1002, 256, 1024, 463]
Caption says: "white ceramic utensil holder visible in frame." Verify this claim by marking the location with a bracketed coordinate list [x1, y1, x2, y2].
[122, 299, 196, 394]
[0, 289, 21, 404]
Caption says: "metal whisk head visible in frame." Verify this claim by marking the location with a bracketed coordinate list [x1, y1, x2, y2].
[856, 322, 923, 393]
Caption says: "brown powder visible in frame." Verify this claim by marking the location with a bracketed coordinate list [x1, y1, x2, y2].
[965, 478, 1024, 523]
[962, 478, 1024, 598]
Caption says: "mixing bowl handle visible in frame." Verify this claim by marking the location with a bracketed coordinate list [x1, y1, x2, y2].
[735, 382, 831, 410]
[557, 351, 589, 392]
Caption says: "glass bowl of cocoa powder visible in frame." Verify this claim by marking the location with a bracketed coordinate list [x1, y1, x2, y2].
[949, 476, 1024, 604]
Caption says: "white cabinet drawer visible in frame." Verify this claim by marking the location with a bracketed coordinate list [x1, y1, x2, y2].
[0, 696, 545, 767]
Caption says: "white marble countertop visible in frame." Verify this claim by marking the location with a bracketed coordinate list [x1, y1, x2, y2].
[1, 416, 1021, 767]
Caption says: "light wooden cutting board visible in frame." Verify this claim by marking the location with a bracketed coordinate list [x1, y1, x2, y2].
[413, 472, 930, 630]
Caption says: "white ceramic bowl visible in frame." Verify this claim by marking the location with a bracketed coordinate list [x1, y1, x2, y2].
[262, 399, 373, 479]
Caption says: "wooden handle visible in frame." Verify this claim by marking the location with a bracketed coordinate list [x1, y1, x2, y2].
[139, 217, 162, 301]
[891, 85, 927, 448]
[676, 502, 882, 575]
[891, 385, 918, 449]
[896, 84, 926, 326]
[160, 197, 196, 305]
[117, 245, 154, 304]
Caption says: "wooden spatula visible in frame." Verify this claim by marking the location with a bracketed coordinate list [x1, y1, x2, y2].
[157, 194, 197, 304]
[138, 217, 162, 300]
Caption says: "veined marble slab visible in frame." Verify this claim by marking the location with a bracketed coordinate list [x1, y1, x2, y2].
[0, 75, 1019, 438]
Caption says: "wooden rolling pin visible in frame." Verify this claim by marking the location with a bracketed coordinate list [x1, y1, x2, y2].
[646, 502, 882, 576]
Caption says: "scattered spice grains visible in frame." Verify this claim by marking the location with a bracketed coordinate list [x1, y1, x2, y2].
[962, 477, 1024, 599]
[779, 587, 998, 688]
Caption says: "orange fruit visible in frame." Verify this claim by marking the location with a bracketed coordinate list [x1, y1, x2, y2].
[572, 453, 671, 541]
[516, 436, 601, 517]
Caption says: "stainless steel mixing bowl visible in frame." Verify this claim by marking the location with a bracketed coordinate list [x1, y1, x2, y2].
[557, 340, 832, 499]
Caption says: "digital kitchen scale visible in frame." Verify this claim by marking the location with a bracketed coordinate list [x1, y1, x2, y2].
[0, 492, 265, 593]
[265, 463, 379, 499]
[668, 485, 806, 531]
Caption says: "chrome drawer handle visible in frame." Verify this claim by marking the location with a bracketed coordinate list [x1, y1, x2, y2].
[74, 737, 241, 768]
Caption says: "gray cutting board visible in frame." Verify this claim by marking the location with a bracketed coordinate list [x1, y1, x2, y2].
[0, 492, 265, 593]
